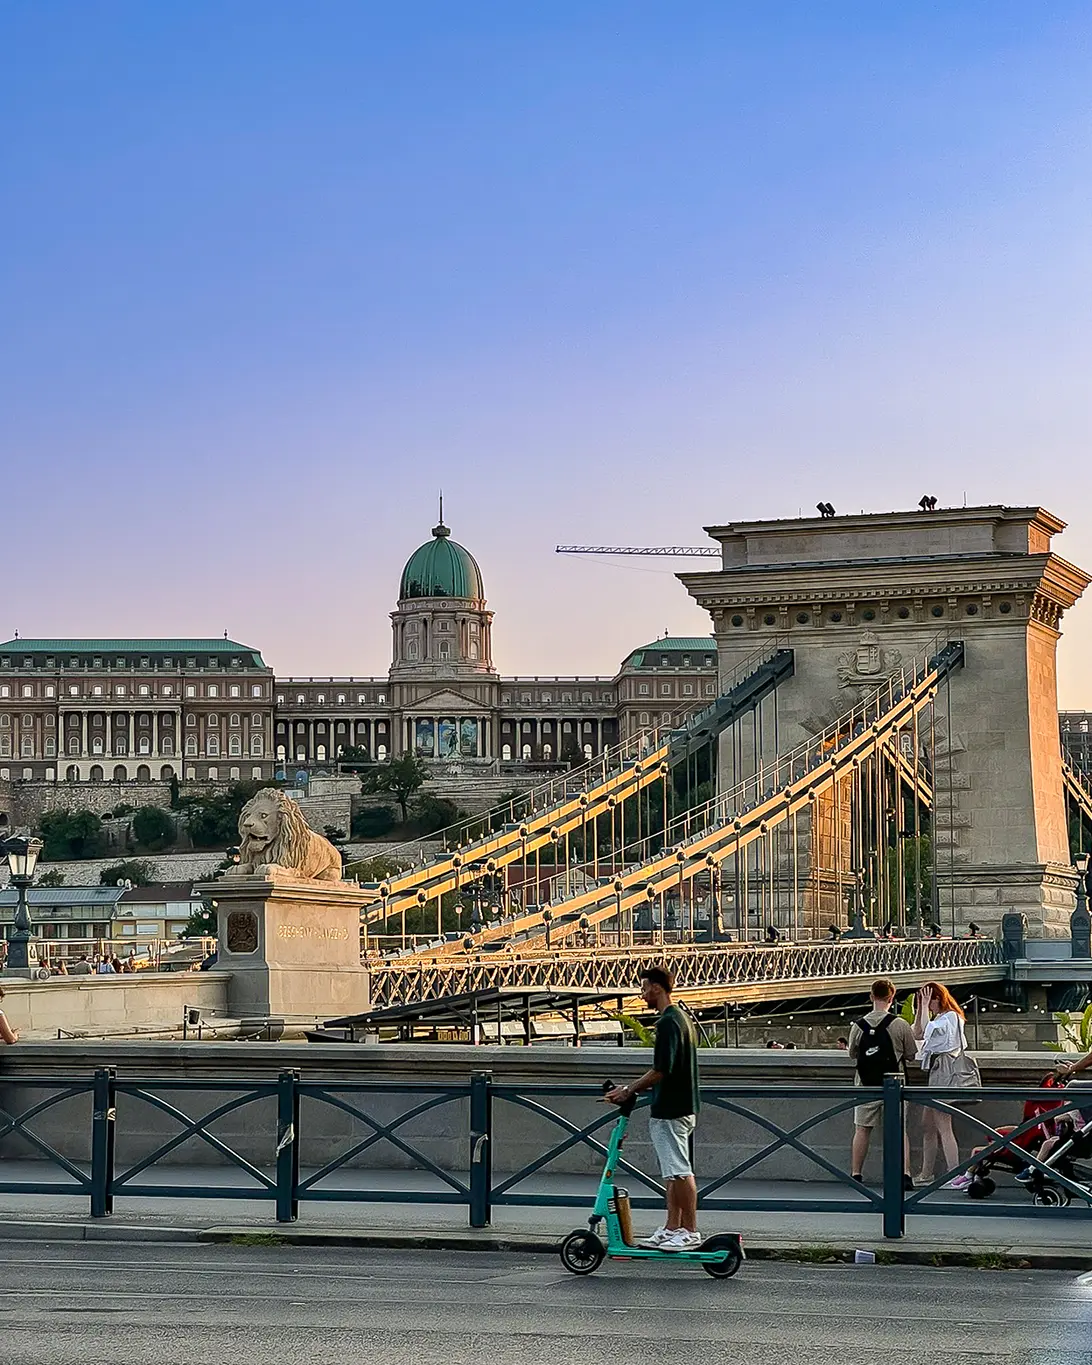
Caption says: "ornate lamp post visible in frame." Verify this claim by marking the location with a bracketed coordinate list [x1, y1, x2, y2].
[3, 834, 44, 973]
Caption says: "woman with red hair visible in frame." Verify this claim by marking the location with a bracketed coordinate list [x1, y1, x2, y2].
[912, 981, 981, 1189]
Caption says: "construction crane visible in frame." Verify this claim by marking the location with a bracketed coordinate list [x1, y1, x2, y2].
[555, 545, 720, 558]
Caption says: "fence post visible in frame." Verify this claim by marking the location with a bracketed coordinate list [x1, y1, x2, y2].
[881, 1073, 904, 1239]
[90, 1067, 116, 1219]
[276, 1071, 299, 1224]
[469, 1070, 492, 1228]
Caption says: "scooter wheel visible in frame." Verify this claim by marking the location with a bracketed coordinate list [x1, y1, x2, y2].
[967, 1177, 995, 1199]
[559, 1230, 605, 1275]
[698, 1234, 743, 1278]
[1033, 1186, 1071, 1209]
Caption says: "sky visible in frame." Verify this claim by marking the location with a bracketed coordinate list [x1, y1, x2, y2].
[3, 3, 1092, 698]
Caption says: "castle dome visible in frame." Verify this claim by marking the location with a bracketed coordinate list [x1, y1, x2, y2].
[398, 520, 485, 602]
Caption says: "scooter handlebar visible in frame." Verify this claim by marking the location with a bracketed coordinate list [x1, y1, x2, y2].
[602, 1079, 638, 1116]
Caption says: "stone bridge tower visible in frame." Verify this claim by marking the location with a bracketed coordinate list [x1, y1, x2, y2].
[681, 506, 1090, 936]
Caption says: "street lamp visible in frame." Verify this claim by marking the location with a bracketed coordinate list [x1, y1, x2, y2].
[3, 834, 44, 973]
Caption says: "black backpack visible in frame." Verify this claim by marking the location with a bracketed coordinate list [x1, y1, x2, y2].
[855, 1014, 899, 1087]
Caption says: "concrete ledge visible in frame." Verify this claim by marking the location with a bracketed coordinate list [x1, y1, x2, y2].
[0, 1218, 201, 1243]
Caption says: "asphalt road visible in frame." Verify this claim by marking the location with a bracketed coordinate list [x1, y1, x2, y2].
[0, 1242, 1089, 1365]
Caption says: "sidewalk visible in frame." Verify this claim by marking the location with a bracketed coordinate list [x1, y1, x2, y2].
[0, 1162, 1089, 1269]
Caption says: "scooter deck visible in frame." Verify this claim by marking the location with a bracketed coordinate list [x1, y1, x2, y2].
[607, 1244, 744, 1264]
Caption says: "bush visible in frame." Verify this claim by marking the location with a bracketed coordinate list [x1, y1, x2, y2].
[132, 806, 176, 851]
[36, 869, 66, 887]
[111, 803, 135, 818]
[351, 805, 397, 839]
[344, 854, 414, 884]
[99, 859, 157, 887]
[408, 794, 465, 836]
[38, 809, 104, 860]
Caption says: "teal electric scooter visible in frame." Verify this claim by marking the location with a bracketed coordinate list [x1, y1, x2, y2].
[558, 1082, 744, 1279]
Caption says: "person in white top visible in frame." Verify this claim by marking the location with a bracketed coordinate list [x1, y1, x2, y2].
[912, 981, 977, 1190]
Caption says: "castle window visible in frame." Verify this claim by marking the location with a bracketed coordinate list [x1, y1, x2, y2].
[251, 685, 263, 698]
[21, 685, 32, 698]
[207, 684, 219, 698]
[317, 694, 326, 704]
[229, 685, 240, 698]
[45, 685, 55, 698]
[251, 713, 262, 726]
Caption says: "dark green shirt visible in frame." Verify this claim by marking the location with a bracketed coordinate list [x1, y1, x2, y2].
[651, 1004, 700, 1119]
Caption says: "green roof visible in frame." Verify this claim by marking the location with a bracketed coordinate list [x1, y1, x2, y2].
[0, 639, 268, 668]
[624, 636, 717, 668]
[399, 523, 485, 601]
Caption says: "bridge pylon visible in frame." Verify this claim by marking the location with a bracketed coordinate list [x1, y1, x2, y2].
[682, 505, 1090, 938]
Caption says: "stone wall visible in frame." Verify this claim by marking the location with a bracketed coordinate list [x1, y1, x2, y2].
[0, 973, 231, 1040]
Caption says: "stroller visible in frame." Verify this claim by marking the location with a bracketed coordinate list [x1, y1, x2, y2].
[965, 1073, 1068, 1200]
[1017, 1083, 1092, 1208]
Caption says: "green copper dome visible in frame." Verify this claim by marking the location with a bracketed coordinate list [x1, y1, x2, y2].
[399, 521, 485, 601]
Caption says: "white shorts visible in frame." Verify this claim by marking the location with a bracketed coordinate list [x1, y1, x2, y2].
[648, 1114, 696, 1179]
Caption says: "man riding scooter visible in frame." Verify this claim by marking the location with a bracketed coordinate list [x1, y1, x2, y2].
[606, 965, 701, 1251]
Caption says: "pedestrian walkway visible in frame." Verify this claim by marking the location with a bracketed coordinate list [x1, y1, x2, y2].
[0, 1161, 1088, 1268]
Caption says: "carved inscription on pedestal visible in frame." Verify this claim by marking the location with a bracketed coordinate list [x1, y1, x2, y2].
[226, 910, 259, 954]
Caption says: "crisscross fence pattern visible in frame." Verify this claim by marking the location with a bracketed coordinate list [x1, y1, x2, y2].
[1, 1070, 1089, 1237]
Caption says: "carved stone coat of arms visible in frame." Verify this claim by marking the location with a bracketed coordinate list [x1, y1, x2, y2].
[837, 631, 901, 688]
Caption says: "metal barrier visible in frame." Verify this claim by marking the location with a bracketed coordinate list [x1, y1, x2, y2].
[0, 1070, 1090, 1237]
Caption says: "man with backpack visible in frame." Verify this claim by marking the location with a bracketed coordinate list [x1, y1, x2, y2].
[847, 977, 917, 1185]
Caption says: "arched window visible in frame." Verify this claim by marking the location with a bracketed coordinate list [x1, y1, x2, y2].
[136, 764, 151, 781]
[377, 744, 388, 761]
[138, 738, 150, 754]
[229, 735, 241, 756]
[276, 744, 286, 761]
[543, 743, 553, 760]
[160, 765, 174, 779]
[113, 764, 127, 781]
[316, 745, 327, 760]
[161, 737, 174, 755]
[185, 736, 198, 756]
[20, 737, 33, 757]
[68, 737, 79, 755]
[207, 735, 220, 756]
[251, 713, 262, 727]
[501, 744, 512, 761]
[44, 738, 56, 757]
[92, 738, 104, 755]
[66, 765, 80, 782]
[521, 744, 532, 760]
[583, 744, 593, 759]
[208, 766, 218, 780]
[251, 735, 264, 756]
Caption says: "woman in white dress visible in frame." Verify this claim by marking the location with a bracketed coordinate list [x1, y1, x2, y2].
[912, 981, 978, 1190]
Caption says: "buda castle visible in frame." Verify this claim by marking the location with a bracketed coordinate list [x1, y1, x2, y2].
[0, 518, 718, 796]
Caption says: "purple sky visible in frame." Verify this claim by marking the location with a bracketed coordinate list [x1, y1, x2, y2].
[3, 4, 1091, 699]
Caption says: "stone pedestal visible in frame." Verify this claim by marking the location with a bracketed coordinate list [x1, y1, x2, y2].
[200, 874, 369, 1021]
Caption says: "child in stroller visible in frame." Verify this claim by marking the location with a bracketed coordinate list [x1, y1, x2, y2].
[965, 1073, 1067, 1200]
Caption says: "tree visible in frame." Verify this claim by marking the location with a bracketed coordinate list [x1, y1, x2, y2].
[184, 780, 278, 848]
[132, 806, 176, 851]
[36, 869, 66, 887]
[362, 754, 429, 824]
[38, 809, 104, 860]
[99, 859, 157, 886]
[180, 900, 216, 938]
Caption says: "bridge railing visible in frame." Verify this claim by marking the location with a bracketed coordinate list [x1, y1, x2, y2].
[366, 937, 1007, 1008]
[2, 1068, 1087, 1237]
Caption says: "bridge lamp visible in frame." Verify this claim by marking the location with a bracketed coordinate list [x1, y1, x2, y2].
[3, 834, 44, 973]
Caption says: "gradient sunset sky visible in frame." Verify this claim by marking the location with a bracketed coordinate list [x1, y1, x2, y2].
[4, 4, 1091, 698]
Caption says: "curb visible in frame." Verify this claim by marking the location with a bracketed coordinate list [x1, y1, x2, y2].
[0, 1217, 1087, 1270]
[196, 1226, 1092, 1271]
[0, 1219, 201, 1244]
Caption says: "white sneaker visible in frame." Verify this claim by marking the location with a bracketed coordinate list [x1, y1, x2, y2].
[659, 1229, 703, 1252]
[638, 1226, 672, 1248]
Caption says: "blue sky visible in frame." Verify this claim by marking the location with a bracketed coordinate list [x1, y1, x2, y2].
[3, 3, 1091, 696]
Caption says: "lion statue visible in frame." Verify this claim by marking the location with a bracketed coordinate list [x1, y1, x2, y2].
[229, 788, 343, 882]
